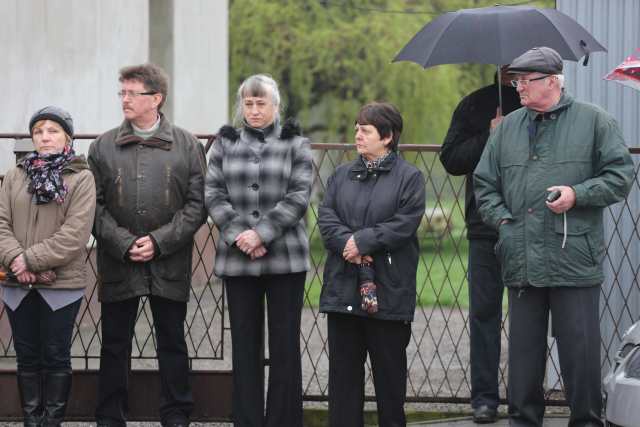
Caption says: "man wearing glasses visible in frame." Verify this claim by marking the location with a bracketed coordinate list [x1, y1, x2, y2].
[474, 47, 633, 426]
[89, 63, 206, 427]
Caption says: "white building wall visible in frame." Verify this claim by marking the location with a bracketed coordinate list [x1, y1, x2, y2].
[0, 0, 148, 170]
[173, 0, 228, 134]
[0, 0, 228, 173]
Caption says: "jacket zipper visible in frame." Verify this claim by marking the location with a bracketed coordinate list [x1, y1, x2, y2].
[115, 168, 123, 207]
[165, 165, 172, 207]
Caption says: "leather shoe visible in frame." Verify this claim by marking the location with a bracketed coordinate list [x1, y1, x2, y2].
[473, 404, 497, 424]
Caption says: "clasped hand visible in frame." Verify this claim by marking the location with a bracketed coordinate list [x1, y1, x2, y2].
[10, 254, 37, 284]
[342, 235, 372, 264]
[235, 230, 267, 260]
[129, 235, 156, 262]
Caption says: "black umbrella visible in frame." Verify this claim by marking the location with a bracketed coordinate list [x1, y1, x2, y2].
[393, 5, 606, 106]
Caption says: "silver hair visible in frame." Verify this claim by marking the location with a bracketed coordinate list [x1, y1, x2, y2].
[233, 74, 282, 126]
[554, 74, 565, 89]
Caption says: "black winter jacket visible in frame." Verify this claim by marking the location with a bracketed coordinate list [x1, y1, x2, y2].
[318, 153, 426, 321]
[89, 115, 207, 303]
[440, 82, 520, 240]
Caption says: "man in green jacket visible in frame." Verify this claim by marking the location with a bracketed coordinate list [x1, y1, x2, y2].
[474, 47, 634, 426]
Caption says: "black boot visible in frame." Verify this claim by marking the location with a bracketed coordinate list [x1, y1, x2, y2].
[17, 371, 43, 427]
[42, 371, 72, 427]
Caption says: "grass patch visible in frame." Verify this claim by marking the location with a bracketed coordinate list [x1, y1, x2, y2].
[302, 408, 466, 426]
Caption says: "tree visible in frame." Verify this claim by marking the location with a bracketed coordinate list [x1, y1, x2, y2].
[229, 0, 554, 145]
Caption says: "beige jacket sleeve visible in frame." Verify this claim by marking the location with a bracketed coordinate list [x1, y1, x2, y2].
[0, 169, 26, 268]
[23, 170, 97, 271]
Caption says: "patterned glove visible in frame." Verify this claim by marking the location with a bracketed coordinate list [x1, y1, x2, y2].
[359, 281, 378, 314]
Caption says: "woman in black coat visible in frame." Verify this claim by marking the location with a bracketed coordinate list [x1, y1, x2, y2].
[318, 102, 426, 427]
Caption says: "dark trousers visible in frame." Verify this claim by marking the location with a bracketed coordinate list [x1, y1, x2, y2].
[225, 272, 306, 427]
[327, 313, 411, 427]
[508, 285, 602, 427]
[7, 290, 81, 373]
[96, 295, 193, 426]
[468, 238, 504, 409]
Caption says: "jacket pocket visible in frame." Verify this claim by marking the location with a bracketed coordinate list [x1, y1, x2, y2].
[320, 256, 352, 301]
[373, 251, 414, 315]
[98, 252, 126, 284]
[551, 215, 598, 280]
[154, 249, 191, 282]
[496, 221, 525, 283]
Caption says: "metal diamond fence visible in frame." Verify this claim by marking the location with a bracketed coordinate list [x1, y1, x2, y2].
[0, 134, 638, 407]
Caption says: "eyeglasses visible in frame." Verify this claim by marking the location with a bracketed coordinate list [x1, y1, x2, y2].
[510, 75, 550, 87]
[117, 90, 157, 99]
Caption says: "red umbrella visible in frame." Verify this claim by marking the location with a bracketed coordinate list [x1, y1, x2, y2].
[604, 49, 640, 91]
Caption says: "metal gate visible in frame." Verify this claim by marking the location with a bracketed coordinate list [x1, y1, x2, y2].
[0, 134, 639, 420]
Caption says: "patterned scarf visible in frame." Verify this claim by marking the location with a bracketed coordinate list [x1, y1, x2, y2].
[363, 151, 392, 172]
[22, 145, 76, 205]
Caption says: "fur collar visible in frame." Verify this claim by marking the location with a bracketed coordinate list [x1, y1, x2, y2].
[280, 118, 302, 140]
[217, 118, 302, 142]
[218, 125, 239, 142]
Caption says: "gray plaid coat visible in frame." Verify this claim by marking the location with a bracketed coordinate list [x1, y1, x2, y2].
[205, 120, 312, 277]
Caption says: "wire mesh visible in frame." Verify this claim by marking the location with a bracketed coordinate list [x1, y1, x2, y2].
[0, 134, 638, 405]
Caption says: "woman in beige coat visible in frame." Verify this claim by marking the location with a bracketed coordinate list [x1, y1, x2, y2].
[0, 106, 96, 427]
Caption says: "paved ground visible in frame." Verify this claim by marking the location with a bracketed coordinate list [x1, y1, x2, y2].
[1, 299, 572, 426]
[410, 416, 570, 426]
[0, 416, 573, 426]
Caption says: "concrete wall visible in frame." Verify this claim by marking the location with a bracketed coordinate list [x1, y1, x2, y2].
[172, 1, 228, 134]
[0, 0, 228, 173]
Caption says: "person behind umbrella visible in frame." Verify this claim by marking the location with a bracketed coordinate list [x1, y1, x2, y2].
[318, 102, 426, 427]
[439, 65, 520, 423]
[0, 106, 96, 427]
[205, 74, 312, 427]
[474, 47, 634, 426]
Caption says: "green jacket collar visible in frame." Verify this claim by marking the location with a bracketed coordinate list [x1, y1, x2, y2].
[526, 91, 573, 121]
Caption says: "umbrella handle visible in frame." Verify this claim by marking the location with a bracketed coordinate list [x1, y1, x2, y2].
[580, 40, 590, 66]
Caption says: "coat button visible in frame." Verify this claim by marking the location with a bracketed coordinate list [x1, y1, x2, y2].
[532, 155, 538, 160]
[250, 183, 260, 191]
[28, 284, 33, 289]
[252, 210, 260, 218]
[253, 157, 260, 164]
[347, 305, 353, 311]
[527, 208, 533, 213]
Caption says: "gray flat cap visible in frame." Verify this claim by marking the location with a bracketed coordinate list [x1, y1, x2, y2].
[508, 47, 563, 75]
[29, 106, 74, 137]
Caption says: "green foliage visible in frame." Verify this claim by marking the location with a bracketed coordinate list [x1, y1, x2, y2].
[229, 0, 554, 145]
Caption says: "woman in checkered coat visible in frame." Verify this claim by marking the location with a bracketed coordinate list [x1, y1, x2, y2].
[205, 74, 312, 427]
